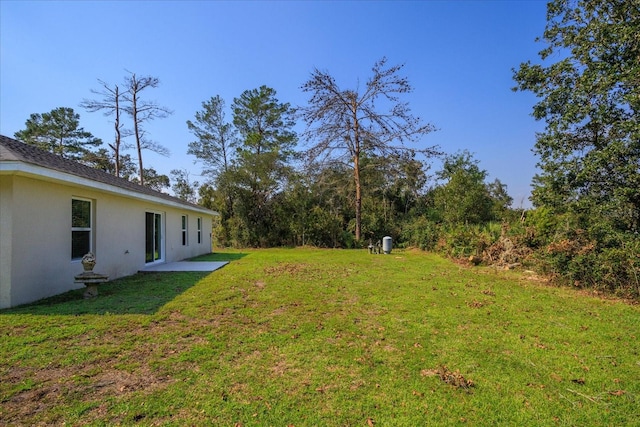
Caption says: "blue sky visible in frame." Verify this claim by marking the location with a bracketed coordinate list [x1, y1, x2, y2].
[1, 1, 549, 207]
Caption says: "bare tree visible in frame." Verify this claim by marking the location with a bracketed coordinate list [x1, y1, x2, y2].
[300, 57, 438, 241]
[122, 72, 172, 185]
[80, 79, 130, 177]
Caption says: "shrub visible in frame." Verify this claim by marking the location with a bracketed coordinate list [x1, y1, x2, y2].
[534, 223, 640, 298]
[399, 216, 441, 250]
[437, 224, 499, 258]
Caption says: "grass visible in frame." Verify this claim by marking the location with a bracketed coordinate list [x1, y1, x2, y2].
[1, 248, 638, 426]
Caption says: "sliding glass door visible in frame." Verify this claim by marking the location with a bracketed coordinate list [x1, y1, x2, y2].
[145, 212, 163, 263]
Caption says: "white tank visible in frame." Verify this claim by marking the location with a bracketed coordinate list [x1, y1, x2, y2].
[382, 236, 392, 254]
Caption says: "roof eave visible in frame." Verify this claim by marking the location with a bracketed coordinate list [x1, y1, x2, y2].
[0, 161, 219, 216]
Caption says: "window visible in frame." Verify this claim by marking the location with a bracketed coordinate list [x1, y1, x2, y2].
[181, 215, 188, 246]
[197, 217, 202, 244]
[72, 198, 92, 259]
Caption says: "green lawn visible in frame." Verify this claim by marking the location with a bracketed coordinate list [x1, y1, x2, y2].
[1, 248, 638, 426]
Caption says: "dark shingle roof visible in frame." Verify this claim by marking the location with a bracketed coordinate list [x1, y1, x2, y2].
[0, 135, 212, 212]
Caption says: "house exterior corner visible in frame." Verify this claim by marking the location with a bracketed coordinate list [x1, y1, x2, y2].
[0, 135, 218, 309]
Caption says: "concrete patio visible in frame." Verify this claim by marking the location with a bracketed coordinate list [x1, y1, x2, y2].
[140, 261, 228, 272]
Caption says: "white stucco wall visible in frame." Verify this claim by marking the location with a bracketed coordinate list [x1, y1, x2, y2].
[5, 175, 79, 307]
[0, 176, 13, 308]
[0, 174, 214, 309]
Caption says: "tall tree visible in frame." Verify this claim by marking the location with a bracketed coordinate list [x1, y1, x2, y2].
[233, 85, 297, 160]
[301, 57, 438, 240]
[187, 95, 238, 216]
[123, 72, 172, 185]
[513, 0, 640, 231]
[80, 79, 130, 177]
[187, 95, 238, 179]
[229, 85, 297, 246]
[14, 107, 101, 160]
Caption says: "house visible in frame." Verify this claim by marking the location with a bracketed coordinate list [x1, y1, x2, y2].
[0, 135, 218, 309]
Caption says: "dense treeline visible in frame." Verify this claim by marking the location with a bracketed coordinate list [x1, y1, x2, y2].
[180, 0, 640, 299]
[510, 0, 640, 298]
[13, 0, 639, 298]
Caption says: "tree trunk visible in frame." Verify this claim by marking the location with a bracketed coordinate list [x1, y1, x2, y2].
[132, 87, 144, 186]
[114, 85, 121, 177]
[352, 97, 362, 241]
[354, 152, 362, 241]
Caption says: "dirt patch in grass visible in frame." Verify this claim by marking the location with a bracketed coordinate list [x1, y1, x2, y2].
[1, 314, 199, 424]
[263, 262, 355, 281]
[264, 262, 315, 276]
[2, 360, 174, 424]
[421, 366, 475, 391]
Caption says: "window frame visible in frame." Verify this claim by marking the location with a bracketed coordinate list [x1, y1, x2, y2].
[71, 197, 93, 260]
[181, 214, 188, 246]
[197, 217, 202, 244]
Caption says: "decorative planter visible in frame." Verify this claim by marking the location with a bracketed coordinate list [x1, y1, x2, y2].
[81, 253, 96, 272]
[75, 253, 108, 298]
